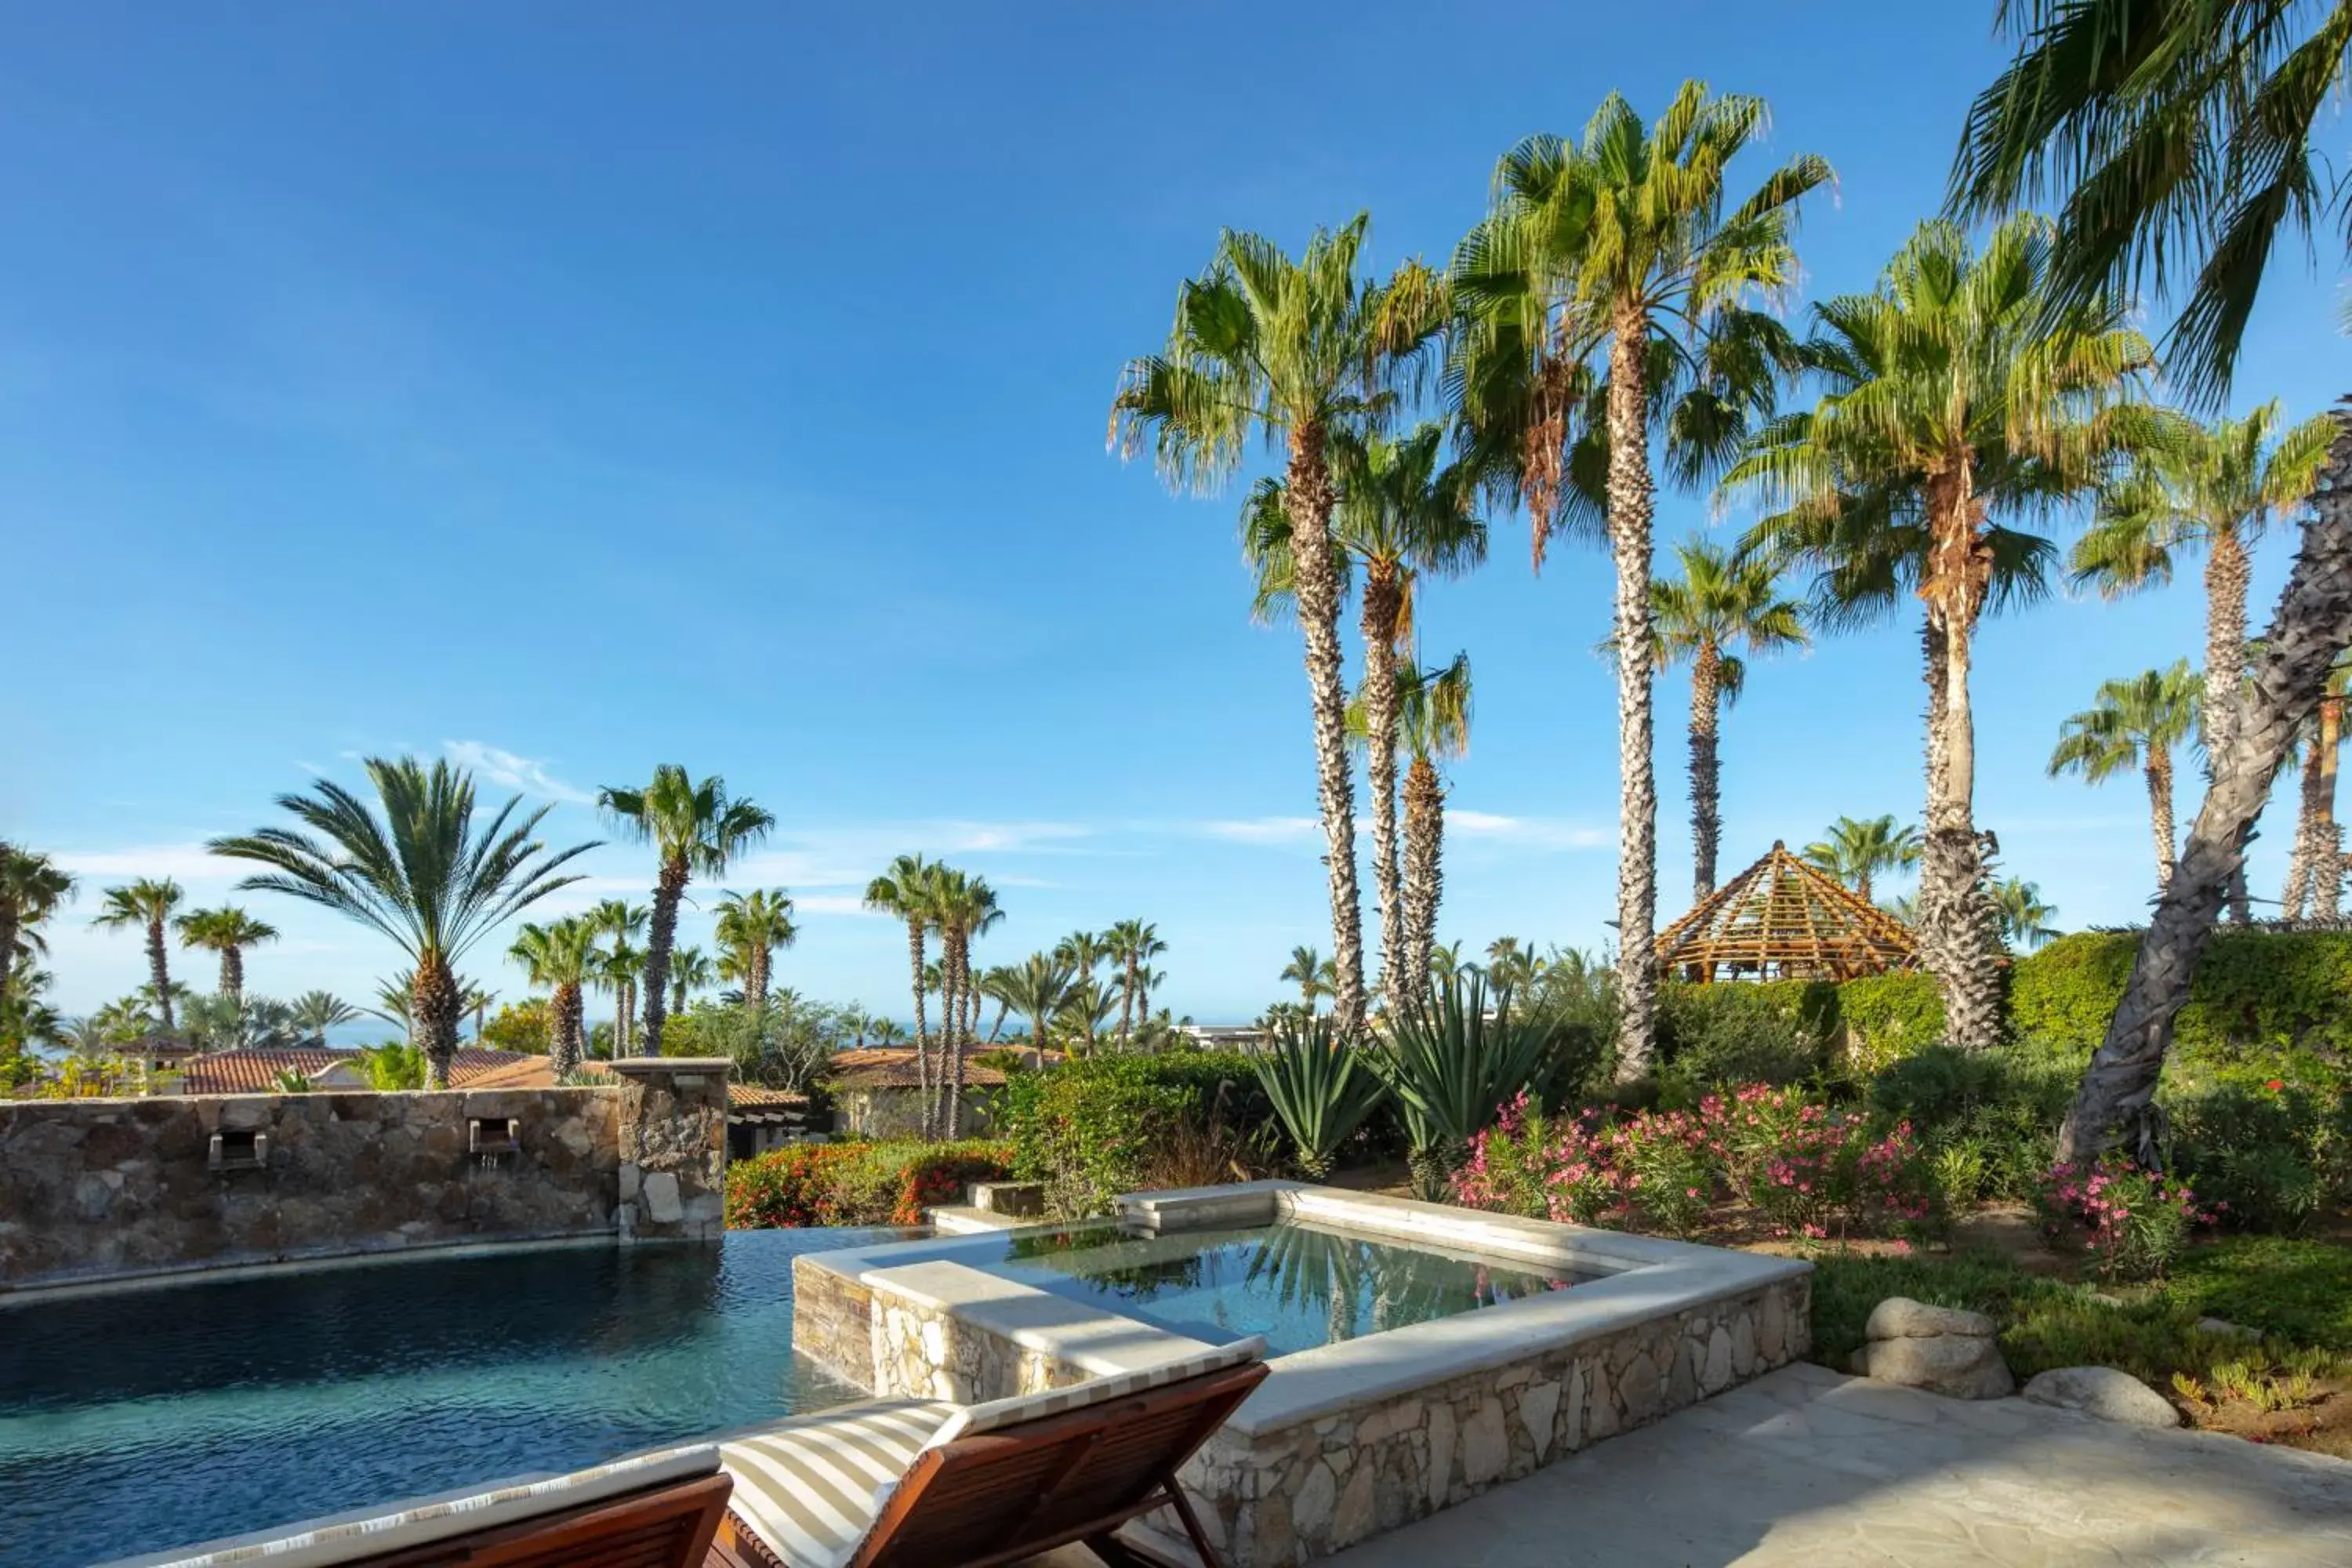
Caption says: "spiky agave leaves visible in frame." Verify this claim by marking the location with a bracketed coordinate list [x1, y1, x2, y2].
[1375, 969, 1559, 1201]
[1253, 1013, 1390, 1180]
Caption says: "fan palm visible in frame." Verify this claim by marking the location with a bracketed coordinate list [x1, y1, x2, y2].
[667, 946, 714, 1016]
[1801, 815, 1923, 907]
[1396, 655, 1472, 1002]
[1102, 918, 1165, 1047]
[593, 935, 644, 1059]
[2049, 662, 2204, 891]
[1642, 542, 1808, 899]
[865, 855, 942, 1129]
[172, 906, 278, 1007]
[0, 844, 74, 1004]
[1729, 215, 2154, 1051]
[209, 758, 593, 1087]
[91, 878, 185, 1031]
[1279, 945, 1330, 1010]
[2280, 652, 2352, 921]
[1055, 929, 1108, 982]
[509, 916, 599, 1076]
[1450, 81, 1828, 1082]
[992, 953, 1076, 1051]
[713, 887, 797, 1011]
[1994, 878, 2062, 952]
[288, 990, 361, 1044]
[1952, 0, 2352, 399]
[1112, 216, 1447, 1039]
[597, 766, 773, 1057]
[929, 868, 1001, 1132]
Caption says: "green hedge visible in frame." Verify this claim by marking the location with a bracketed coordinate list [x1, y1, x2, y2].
[724, 1139, 1012, 1229]
[2011, 931, 2352, 1058]
[998, 1051, 1276, 1218]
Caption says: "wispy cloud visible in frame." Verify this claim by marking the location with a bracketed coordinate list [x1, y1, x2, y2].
[1201, 816, 1322, 845]
[53, 842, 245, 883]
[1449, 811, 1611, 851]
[441, 741, 597, 806]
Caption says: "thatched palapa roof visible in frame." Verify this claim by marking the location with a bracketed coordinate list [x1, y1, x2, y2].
[1657, 840, 1918, 983]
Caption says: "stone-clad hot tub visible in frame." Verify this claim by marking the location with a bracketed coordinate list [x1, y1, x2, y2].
[792, 1182, 1810, 1566]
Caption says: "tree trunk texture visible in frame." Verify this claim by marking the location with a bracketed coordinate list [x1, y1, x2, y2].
[1284, 423, 1367, 1039]
[1689, 645, 1723, 902]
[147, 916, 175, 1031]
[2206, 528, 2254, 922]
[220, 946, 244, 1008]
[1361, 563, 1406, 1018]
[906, 923, 933, 1140]
[639, 858, 688, 1057]
[1118, 953, 1138, 1048]
[1402, 756, 1444, 1004]
[0, 910, 18, 1002]
[2060, 412, 2352, 1163]
[2146, 751, 2176, 891]
[942, 929, 964, 1138]
[2316, 695, 2344, 920]
[412, 953, 463, 1089]
[1918, 472, 2004, 1052]
[2284, 736, 2321, 920]
[1605, 306, 1660, 1082]
[550, 982, 584, 1078]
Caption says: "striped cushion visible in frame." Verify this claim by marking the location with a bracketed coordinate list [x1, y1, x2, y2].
[932, 1334, 1267, 1444]
[96, 1443, 720, 1568]
[718, 1399, 960, 1568]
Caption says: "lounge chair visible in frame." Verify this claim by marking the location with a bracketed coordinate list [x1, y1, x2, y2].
[97, 1442, 730, 1568]
[710, 1336, 1268, 1568]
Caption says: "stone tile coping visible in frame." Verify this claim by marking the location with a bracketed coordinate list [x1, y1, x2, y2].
[864, 1258, 1216, 1377]
[927, 1206, 1025, 1235]
[806, 1181, 1810, 1436]
[0, 1232, 618, 1308]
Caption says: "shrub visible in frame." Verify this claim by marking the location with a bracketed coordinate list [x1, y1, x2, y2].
[2034, 1156, 2212, 1280]
[2170, 1080, 2343, 1233]
[1867, 1045, 2071, 1201]
[724, 1139, 1013, 1229]
[1380, 971, 1560, 1197]
[1654, 981, 1835, 1103]
[998, 1051, 1271, 1219]
[1837, 973, 1944, 1072]
[2009, 929, 2352, 1058]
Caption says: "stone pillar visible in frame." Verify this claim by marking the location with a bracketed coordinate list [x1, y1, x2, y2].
[609, 1058, 730, 1243]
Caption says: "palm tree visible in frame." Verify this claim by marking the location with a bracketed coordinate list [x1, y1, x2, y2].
[597, 766, 773, 1057]
[2281, 652, 2352, 922]
[1112, 216, 1446, 1040]
[993, 953, 1076, 1051]
[1801, 815, 1923, 907]
[667, 946, 714, 1017]
[1279, 945, 1330, 1011]
[510, 916, 598, 1076]
[928, 868, 1000, 1133]
[869, 1018, 906, 1047]
[92, 879, 185, 1031]
[1055, 929, 1108, 985]
[1396, 655, 1472, 1001]
[865, 855, 942, 1129]
[586, 899, 648, 1054]
[0, 844, 74, 1005]
[463, 985, 499, 1042]
[210, 758, 593, 1087]
[2049, 663, 2204, 891]
[368, 973, 417, 1040]
[1645, 541, 1808, 899]
[1450, 84, 1828, 1083]
[171, 906, 279, 1007]
[1103, 918, 1165, 1047]
[288, 990, 361, 1044]
[1730, 215, 2154, 1051]
[1994, 878, 2061, 953]
[1953, 1, 2352, 399]
[713, 887, 797, 1011]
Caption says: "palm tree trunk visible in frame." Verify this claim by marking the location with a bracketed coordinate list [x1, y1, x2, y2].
[1118, 954, 1137, 1048]
[549, 982, 582, 1077]
[2315, 695, 2343, 920]
[946, 928, 967, 1137]
[147, 916, 175, 1031]
[2147, 751, 2176, 890]
[640, 858, 687, 1056]
[220, 946, 244, 1009]
[1362, 563, 1406, 1017]
[2206, 528, 2254, 923]
[1918, 467, 2005, 1051]
[1283, 421, 1367, 1038]
[907, 922, 933, 1139]
[1402, 755, 1444, 1002]
[1689, 645, 1723, 902]
[1604, 303, 1659, 1082]
[2062, 431, 2352, 1163]
[0, 910, 18, 1003]
[2285, 733, 2321, 920]
[412, 954, 462, 1089]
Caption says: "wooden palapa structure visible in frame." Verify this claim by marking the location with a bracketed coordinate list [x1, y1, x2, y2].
[1657, 840, 1919, 983]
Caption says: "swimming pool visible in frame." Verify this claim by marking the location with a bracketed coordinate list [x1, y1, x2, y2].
[0, 1229, 906, 1568]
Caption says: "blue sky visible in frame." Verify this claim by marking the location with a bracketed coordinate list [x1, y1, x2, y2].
[5, 4, 2344, 1026]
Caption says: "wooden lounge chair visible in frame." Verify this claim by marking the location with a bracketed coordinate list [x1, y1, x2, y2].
[710, 1336, 1269, 1568]
[97, 1442, 731, 1568]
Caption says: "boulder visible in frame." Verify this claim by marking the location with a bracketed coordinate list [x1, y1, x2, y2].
[2022, 1367, 2181, 1428]
[2196, 1317, 2262, 1342]
[1862, 1296, 2013, 1399]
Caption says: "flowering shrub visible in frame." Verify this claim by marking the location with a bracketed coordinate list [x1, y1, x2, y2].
[725, 1140, 1013, 1229]
[2034, 1157, 2212, 1280]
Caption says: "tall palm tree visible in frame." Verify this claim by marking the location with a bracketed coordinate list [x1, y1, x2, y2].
[993, 953, 1075, 1051]
[1279, 945, 1330, 1011]
[1112, 216, 1447, 1040]
[2071, 402, 2332, 918]
[865, 855, 942, 1129]
[91, 878, 185, 1031]
[1644, 541, 1808, 899]
[172, 906, 279, 1007]
[1396, 655, 1472, 1001]
[1953, 0, 2352, 399]
[1730, 215, 2154, 1051]
[1450, 82, 1828, 1082]
[1994, 878, 2062, 953]
[2281, 652, 2352, 922]
[713, 887, 797, 1011]
[2049, 662, 2204, 891]
[510, 916, 598, 1076]
[1802, 815, 1924, 907]
[667, 946, 714, 1017]
[0, 844, 74, 1005]
[1102, 918, 1163, 1047]
[587, 899, 648, 1054]
[287, 990, 361, 1044]
[463, 985, 499, 1043]
[597, 766, 773, 1057]
[212, 760, 592, 1087]
[1054, 929, 1108, 985]
[928, 868, 1000, 1133]
[1247, 423, 1488, 1015]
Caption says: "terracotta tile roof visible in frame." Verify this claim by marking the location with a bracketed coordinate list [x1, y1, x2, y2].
[729, 1083, 809, 1109]
[423, 1053, 807, 1116]
[178, 1047, 536, 1095]
[825, 1044, 1058, 1090]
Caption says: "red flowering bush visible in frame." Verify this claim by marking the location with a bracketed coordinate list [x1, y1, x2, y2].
[726, 1140, 1013, 1229]
[2034, 1156, 2213, 1279]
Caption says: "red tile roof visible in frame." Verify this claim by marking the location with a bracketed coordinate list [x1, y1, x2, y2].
[178, 1047, 536, 1095]
[824, 1044, 1058, 1090]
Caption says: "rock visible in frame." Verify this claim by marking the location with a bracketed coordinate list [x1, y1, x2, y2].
[1461, 1398, 1508, 1486]
[1331, 1460, 1378, 1546]
[1865, 1334, 2015, 1399]
[1519, 1378, 1561, 1460]
[1424, 1402, 1455, 1510]
[1700, 1326, 1734, 1395]
[1730, 1314, 1759, 1378]
[642, 1170, 684, 1225]
[1618, 1353, 1662, 1422]
[1291, 1461, 1336, 1537]
[2197, 1317, 2262, 1342]
[1758, 1289, 1787, 1361]
[1866, 1297, 1998, 1340]
[2023, 1367, 2181, 1428]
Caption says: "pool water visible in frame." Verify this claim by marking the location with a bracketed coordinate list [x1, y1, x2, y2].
[0, 1229, 906, 1568]
[892, 1218, 1597, 1357]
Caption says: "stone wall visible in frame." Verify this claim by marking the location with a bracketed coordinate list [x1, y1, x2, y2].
[610, 1058, 728, 1243]
[868, 1283, 1094, 1403]
[0, 1087, 621, 1293]
[791, 1254, 876, 1385]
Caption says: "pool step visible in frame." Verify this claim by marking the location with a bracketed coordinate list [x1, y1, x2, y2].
[927, 1205, 1024, 1235]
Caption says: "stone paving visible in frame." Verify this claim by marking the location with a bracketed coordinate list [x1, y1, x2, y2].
[1313, 1360, 2352, 1567]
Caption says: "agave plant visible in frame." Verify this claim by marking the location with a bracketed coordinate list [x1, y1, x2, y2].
[1252, 1013, 1389, 1180]
[1376, 968, 1556, 1200]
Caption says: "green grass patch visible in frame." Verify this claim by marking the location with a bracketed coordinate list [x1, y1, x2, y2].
[2163, 1236, 2352, 1351]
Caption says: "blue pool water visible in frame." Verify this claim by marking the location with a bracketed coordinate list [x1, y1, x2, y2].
[892, 1218, 1596, 1358]
[0, 1229, 906, 1568]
